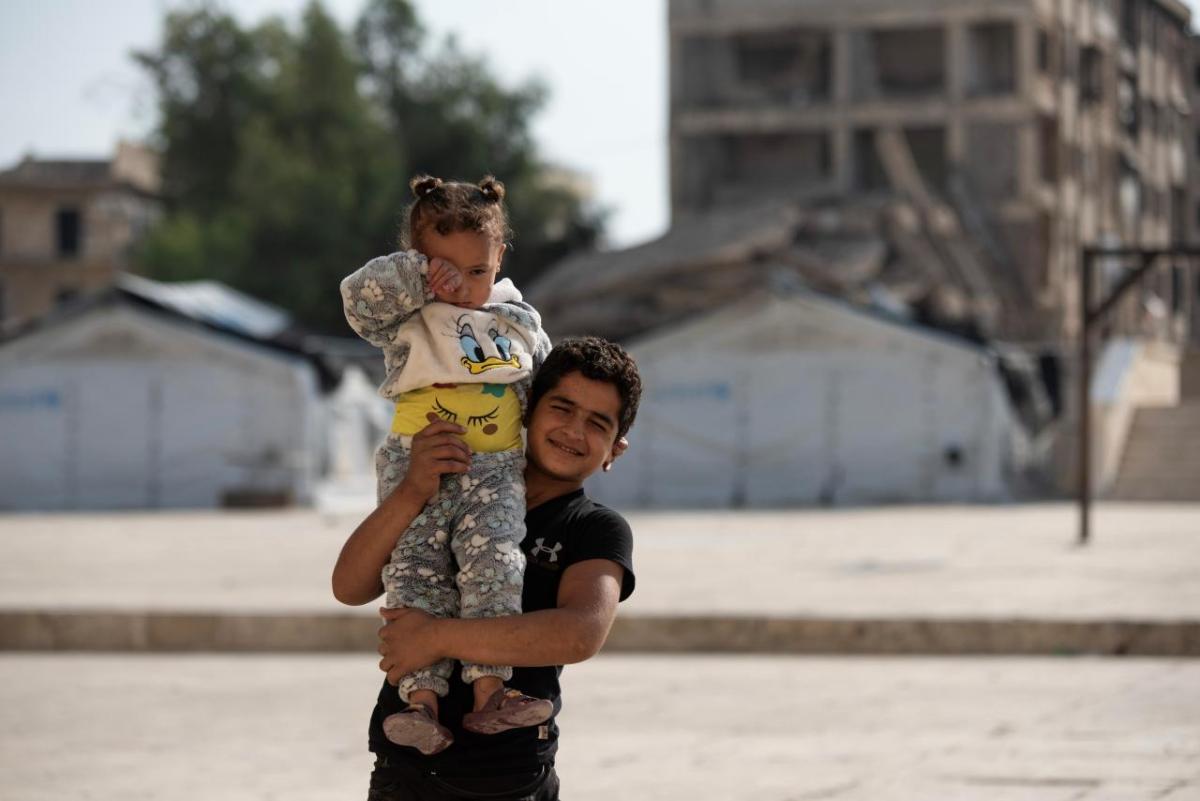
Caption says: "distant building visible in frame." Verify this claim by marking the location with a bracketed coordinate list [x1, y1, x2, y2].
[668, 0, 1197, 345]
[1192, 34, 1200, 240]
[0, 141, 161, 332]
[1189, 33, 1200, 337]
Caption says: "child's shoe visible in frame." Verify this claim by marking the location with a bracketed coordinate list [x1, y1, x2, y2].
[461, 687, 554, 735]
[382, 703, 454, 755]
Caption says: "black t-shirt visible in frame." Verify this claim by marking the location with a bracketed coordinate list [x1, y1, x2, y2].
[367, 488, 635, 777]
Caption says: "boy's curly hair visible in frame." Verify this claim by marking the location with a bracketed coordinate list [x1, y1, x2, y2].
[528, 337, 642, 441]
[402, 174, 512, 250]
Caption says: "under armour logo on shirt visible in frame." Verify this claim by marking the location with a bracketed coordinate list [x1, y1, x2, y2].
[530, 538, 562, 563]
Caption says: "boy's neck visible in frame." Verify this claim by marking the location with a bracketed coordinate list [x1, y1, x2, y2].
[523, 467, 582, 512]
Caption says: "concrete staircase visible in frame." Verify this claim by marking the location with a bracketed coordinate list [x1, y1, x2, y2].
[1111, 350, 1200, 500]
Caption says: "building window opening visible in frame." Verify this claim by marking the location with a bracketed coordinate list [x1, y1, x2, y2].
[1118, 158, 1141, 234]
[964, 123, 1019, 200]
[1079, 46, 1103, 103]
[680, 36, 720, 107]
[904, 126, 948, 191]
[967, 22, 1016, 96]
[1039, 116, 1060, 184]
[1037, 29, 1052, 75]
[56, 207, 82, 258]
[1117, 74, 1139, 136]
[717, 131, 832, 200]
[1172, 188, 1186, 242]
[1121, 0, 1138, 47]
[733, 29, 831, 106]
[854, 27, 945, 100]
[853, 129, 888, 192]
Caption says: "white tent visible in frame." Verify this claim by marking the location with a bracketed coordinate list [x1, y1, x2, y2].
[0, 295, 322, 510]
[588, 290, 1026, 508]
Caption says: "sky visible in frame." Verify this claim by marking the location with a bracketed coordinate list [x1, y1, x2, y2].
[2, 0, 1198, 249]
[0, 0, 669, 248]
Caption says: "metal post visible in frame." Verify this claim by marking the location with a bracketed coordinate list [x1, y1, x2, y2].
[1078, 251, 1093, 547]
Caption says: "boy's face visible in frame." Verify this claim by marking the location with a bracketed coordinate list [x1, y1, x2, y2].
[525, 370, 622, 486]
[420, 229, 504, 309]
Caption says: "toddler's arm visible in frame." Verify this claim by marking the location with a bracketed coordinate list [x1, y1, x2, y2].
[528, 315, 552, 372]
[340, 250, 433, 349]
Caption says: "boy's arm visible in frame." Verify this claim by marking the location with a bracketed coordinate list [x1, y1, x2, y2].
[377, 559, 624, 678]
[331, 416, 471, 606]
[340, 250, 434, 348]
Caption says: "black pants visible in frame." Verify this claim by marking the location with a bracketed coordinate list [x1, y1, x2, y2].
[367, 755, 560, 801]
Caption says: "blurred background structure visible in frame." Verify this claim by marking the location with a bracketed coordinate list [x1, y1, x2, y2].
[554, 0, 1200, 508]
[1, 0, 1199, 511]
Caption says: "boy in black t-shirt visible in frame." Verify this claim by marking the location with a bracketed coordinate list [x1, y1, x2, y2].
[333, 337, 642, 801]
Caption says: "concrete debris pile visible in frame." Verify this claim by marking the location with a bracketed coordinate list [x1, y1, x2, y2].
[529, 186, 1039, 348]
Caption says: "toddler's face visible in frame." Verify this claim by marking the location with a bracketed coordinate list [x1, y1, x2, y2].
[420, 230, 504, 310]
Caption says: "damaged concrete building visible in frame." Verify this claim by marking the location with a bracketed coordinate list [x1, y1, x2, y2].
[670, 0, 1198, 344]
[1190, 31, 1200, 336]
[530, 0, 1200, 505]
[536, 0, 1197, 348]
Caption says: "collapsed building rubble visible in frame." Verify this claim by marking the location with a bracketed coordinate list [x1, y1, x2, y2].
[529, 178, 1058, 434]
[530, 139, 1035, 348]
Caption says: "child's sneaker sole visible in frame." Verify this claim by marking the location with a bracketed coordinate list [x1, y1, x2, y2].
[382, 707, 454, 755]
[462, 691, 554, 735]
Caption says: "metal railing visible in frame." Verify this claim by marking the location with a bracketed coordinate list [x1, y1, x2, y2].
[1077, 245, 1200, 545]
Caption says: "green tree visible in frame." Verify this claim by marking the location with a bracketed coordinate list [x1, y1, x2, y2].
[134, 6, 264, 217]
[134, 0, 603, 333]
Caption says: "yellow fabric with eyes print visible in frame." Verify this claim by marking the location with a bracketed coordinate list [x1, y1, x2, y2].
[390, 383, 523, 453]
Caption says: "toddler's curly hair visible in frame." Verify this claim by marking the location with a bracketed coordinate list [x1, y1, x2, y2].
[402, 174, 512, 250]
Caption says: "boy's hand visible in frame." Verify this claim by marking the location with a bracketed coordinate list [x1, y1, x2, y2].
[428, 257, 463, 302]
[397, 413, 470, 505]
[378, 607, 440, 682]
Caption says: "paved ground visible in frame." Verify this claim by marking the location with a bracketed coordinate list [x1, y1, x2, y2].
[2, 505, 1197, 798]
[2, 503, 1198, 620]
[1, 653, 1197, 801]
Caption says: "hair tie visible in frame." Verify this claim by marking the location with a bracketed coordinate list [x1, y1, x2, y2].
[411, 175, 444, 199]
[477, 176, 505, 203]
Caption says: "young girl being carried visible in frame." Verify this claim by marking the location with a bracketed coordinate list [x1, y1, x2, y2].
[340, 175, 552, 755]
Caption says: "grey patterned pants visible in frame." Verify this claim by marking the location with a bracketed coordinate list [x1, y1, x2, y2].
[376, 436, 527, 702]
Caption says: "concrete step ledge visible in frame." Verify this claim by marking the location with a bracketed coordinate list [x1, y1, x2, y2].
[1109, 485, 1200, 501]
[2, 610, 1198, 657]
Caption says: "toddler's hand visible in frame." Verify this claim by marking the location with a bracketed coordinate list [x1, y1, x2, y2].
[397, 412, 470, 505]
[428, 257, 463, 301]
